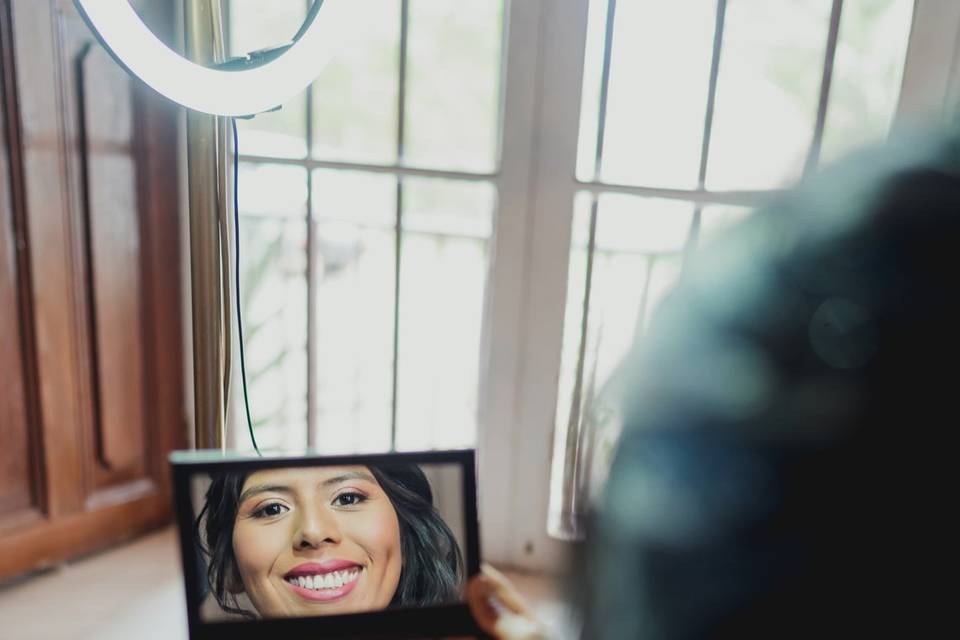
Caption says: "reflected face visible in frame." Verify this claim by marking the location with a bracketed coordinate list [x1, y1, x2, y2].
[232, 466, 402, 617]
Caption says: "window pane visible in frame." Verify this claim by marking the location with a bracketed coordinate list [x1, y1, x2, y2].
[395, 178, 496, 450]
[311, 170, 397, 453]
[228, 0, 304, 55]
[310, 1, 400, 163]
[820, 0, 914, 164]
[237, 164, 308, 451]
[707, 0, 833, 190]
[698, 203, 756, 247]
[405, 0, 504, 172]
[594, 192, 695, 254]
[550, 192, 690, 530]
[580, 0, 716, 188]
[229, 0, 307, 158]
[238, 163, 309, 217]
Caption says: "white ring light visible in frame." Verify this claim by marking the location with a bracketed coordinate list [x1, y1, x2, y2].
[74, 0, 346, 116]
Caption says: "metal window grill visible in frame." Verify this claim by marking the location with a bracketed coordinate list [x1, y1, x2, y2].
[549, 0, 911, 539]
[227, 0, 505, 453]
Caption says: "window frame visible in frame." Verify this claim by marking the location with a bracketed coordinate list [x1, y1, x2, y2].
[482, 0, 960, 571]
[226, 0, 508, 454]
[212, 0, 960, 571]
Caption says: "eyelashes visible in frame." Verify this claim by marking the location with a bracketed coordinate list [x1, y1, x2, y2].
[246, 490, 369, 519]
[332, 490, 368, 508]
[251, 502, 289, 519]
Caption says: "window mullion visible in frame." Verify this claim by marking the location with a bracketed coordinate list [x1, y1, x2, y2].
[304, 0, 317, 450]
[592, 0, 618, 179]
[237, 154, 495, 181]
[804, 0, 844, 176]
[391, 0, 411, 452]
[506, 0, 592, 570]
[697, 0, 727, 190]
[896, 1, 960, 124]
[686, 0, 728, 256]
[576, 179, 772, 207]
[479, 0, 549, 564]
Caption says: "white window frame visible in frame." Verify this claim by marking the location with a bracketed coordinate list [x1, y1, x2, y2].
[478, 0, 960, 572]
[181, 0, 960, 571]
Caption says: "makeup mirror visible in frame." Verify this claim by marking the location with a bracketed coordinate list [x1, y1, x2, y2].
[171, 450, 481, 639]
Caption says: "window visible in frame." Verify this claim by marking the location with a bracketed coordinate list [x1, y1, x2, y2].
[221, 0, 960, 569]
[548, 0, 917, 539]
[226, 0, 505, 454]
[492, 0, 960, 570]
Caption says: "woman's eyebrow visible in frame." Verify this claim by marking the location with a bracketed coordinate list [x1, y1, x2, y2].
[321, 470, 377, 486]
[238, 484, 292, 503]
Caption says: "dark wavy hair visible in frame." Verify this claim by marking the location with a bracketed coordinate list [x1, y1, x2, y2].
[195, 463, 464, 617]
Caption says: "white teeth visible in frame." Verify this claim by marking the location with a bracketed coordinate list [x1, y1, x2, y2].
[290, 568, 361, 590]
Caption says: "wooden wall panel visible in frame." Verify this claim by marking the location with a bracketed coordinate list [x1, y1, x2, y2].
[10, 0, 90, 519]
[0, 129, 34, 518]
[0, 14, 40, 526]
[0, 0, 185, 580]
[76, 40, 147, 485]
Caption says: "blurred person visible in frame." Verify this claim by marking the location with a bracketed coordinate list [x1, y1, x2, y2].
[469, 125, 959, 638]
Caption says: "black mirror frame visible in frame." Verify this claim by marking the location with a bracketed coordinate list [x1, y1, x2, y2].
[171, 449, 484, 639]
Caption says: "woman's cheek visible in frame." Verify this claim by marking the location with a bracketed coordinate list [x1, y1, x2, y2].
[348, 506, 402, 602]
[367, 507, 401, 558]
[233, 520, 288, 589]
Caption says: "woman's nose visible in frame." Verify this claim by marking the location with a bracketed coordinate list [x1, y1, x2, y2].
[294, 506, 342, 550]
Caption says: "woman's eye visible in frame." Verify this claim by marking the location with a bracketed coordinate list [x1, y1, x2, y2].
[333, 492, 366, 507]
[252, 503, 288, 518]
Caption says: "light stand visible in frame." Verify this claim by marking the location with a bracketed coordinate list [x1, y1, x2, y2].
[183, 0, 227, 449]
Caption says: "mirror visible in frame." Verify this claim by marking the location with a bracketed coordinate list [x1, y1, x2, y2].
[171, 450, 480, 638]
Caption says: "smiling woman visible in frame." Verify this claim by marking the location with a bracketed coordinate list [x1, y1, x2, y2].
[196, 464, 463, 618]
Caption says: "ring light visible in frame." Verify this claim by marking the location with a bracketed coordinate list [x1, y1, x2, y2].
[73, 0, 345, 116]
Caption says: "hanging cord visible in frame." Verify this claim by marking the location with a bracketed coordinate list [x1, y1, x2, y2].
[231, 118, 261, 455]
[223, 4, 325, 454]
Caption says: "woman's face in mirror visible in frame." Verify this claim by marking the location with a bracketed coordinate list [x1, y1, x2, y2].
[232, 466, 402, 617]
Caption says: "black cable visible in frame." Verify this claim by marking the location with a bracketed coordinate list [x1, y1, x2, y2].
[226, 3, 324, 454]
[232, 118, 261, 455]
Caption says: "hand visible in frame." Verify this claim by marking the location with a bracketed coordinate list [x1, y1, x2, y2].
[464, 564, 548, 640]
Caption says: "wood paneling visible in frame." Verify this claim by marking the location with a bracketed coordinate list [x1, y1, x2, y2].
[82, 46, 146, 478]
[0, 0, 185, 580]
[0, 2, 41, 528]
[60, 9, 148, 491]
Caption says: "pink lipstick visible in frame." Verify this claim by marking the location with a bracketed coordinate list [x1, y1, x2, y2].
[284, 561, 362, 602]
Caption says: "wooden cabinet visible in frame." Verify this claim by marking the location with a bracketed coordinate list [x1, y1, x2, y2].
[0, 0, 184, 580]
